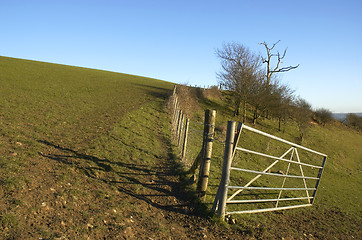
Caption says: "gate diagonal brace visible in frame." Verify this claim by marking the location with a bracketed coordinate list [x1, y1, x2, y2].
[227, 147, 294, 202]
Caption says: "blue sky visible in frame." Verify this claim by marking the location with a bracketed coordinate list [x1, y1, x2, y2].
[1, 0, 361, 113]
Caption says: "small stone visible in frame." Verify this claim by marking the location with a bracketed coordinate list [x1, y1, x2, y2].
[15, 142, 23, 146]
[11, 152, 18, 156]
[147, 179, 155, 184]
[41, 202, 47, 207]
[199, 232, 207, 238]
[87, 223, 94, 229]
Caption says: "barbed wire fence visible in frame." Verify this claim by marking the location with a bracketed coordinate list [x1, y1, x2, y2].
[169, 85, 226, 200]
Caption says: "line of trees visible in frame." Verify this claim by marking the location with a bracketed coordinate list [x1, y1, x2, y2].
[216, 41, 313, 142]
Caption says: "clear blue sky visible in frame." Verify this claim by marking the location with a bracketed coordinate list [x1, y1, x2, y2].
[1, 0, 361, 113]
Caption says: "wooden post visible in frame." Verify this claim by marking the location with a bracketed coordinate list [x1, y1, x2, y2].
[176, 110, 182, 141]
[172, 97, 178, 125]
[178, 113, 185, 148]
[182, 118, 190, 161]
[216, 121, 236, 218]
[173, 108, 180, 139]
[197, 109, 216, 200]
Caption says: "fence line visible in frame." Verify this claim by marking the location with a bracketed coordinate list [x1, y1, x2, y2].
[169, 85, 217, 199]
[168, 86, 327, 221]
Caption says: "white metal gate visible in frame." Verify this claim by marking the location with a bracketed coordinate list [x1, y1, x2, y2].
[212, 121, 327, 218]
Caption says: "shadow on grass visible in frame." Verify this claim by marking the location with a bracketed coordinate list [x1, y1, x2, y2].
[37, 139, 210, 218]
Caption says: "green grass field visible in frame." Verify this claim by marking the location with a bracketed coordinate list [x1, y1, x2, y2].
[0, 56, 360, 239]
[0, 56, 181, 239]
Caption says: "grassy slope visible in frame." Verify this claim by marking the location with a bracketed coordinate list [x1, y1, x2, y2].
[0, 56, 176, 238]
[184, 94, 361, 239]
[0, 56, 171, 148]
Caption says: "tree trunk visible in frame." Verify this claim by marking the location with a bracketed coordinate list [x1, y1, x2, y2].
[242, 100, 247, 123]
[234, 100, 240, 116]
[253, 106, 259, 125]
[278, 116, 281, 131]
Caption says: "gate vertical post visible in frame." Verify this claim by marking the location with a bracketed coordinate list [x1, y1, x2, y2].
[197, 109, 216, 200]
[311, 156, 327, 204]
[216, 121, 236, 218]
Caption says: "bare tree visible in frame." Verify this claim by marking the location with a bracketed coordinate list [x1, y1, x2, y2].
[216, 42, 262, 122]
[292, 97, 312, 143]
[259, 40, 299, 86]
[216, 41, 298, 126]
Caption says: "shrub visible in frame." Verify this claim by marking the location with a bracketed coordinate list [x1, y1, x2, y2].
[345, 113, 362, 131]
[314, 108, 333, 126]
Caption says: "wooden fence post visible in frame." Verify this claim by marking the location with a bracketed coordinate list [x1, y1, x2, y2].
[173, 108, 179, 139]
[172, 97, 178, 125]
[176, 110, 182, 140]
[178, 113, 185, 148]
[215, 121, 236, 218]
[197, 109, 216, 200]
[181, 118, 189, 161]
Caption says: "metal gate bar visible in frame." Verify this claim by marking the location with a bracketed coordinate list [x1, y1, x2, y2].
[212, 122, 327, 219]
[227, 196, 313, 204]
[229, 167, 319, 180]
[235, 147, 322, 168]
[228, 186, 316, 191]
[227, 204, 313, 215]
[242, 125, 327, 157]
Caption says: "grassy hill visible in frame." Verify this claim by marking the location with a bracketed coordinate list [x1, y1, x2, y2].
[0, 56, 173, 238]
[0, 56, 360, 239]
[0, 56, 249, 239]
